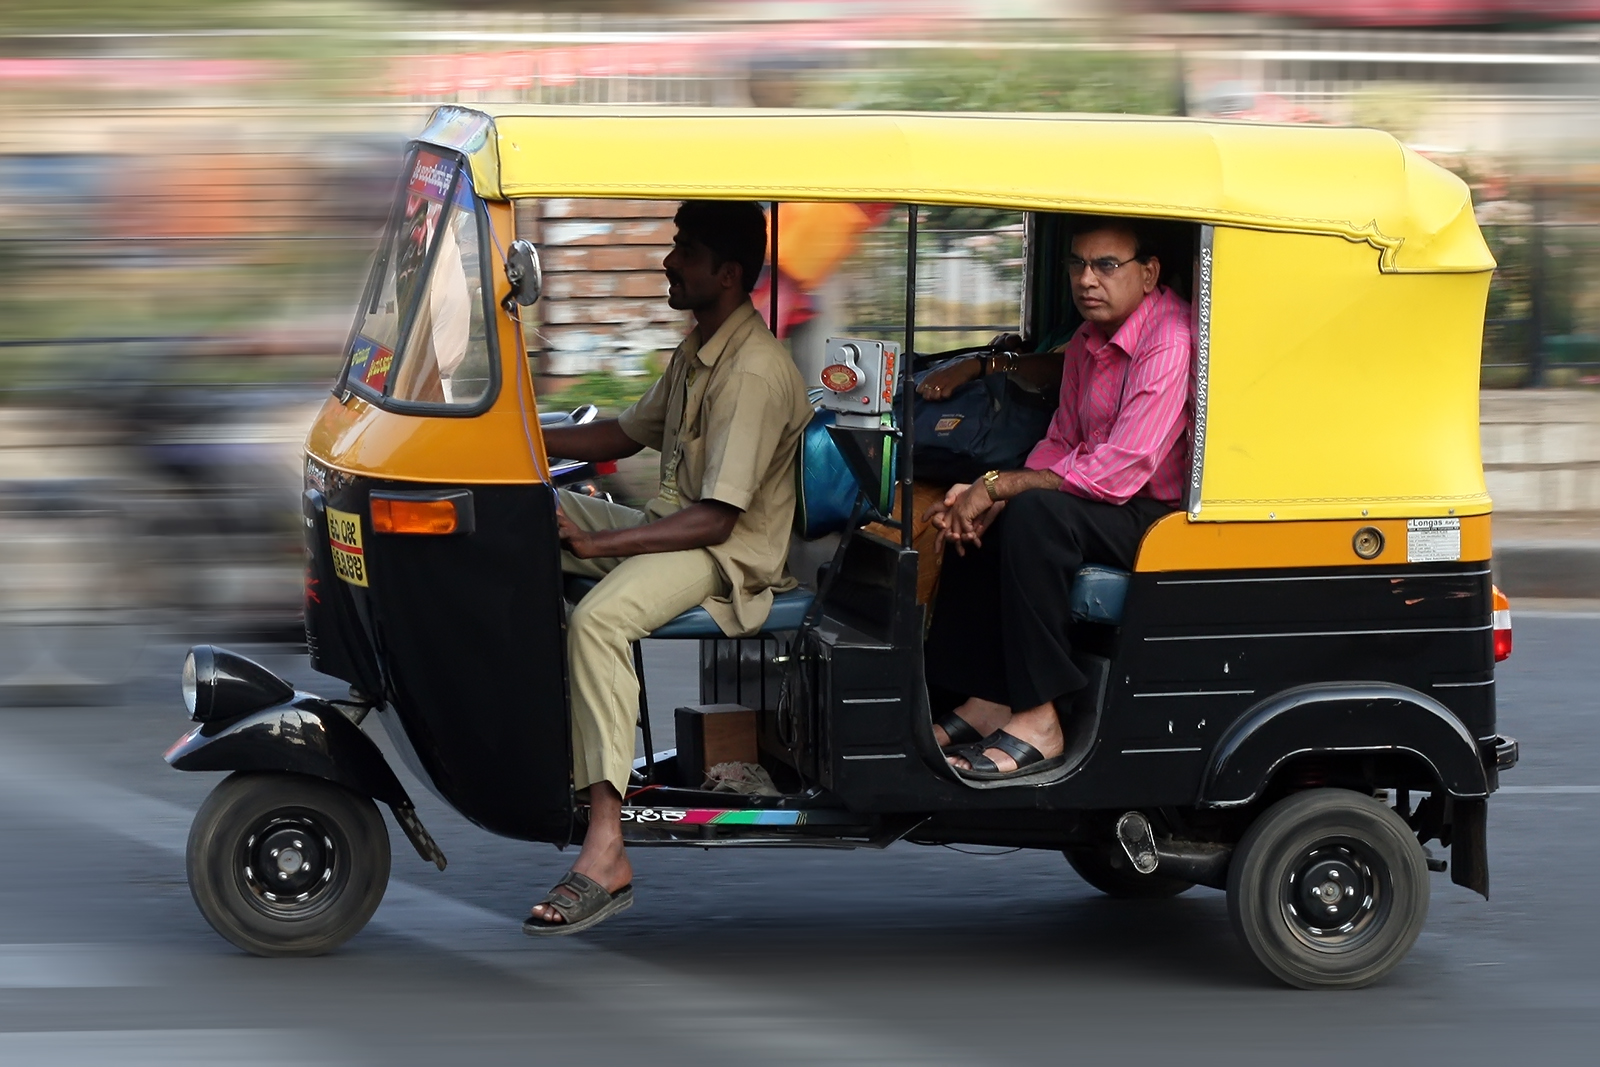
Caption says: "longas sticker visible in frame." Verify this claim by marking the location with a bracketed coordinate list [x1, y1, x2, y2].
[326, 506, 369, 587]
[1406, 517, 1461, 563]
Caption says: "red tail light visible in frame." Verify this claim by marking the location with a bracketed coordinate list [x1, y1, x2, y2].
[1492, 586, 1513, 662]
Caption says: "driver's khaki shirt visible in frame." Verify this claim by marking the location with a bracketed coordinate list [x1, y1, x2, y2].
[617, 300, 812, 636]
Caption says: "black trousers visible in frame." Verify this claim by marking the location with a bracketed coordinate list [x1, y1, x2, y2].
[924, 489, 1172, 710]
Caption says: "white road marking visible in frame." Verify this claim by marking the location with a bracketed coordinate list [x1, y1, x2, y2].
[0, 944, 147, 988]
[0, 734, 991, 1067]
[1506, 609, 1600, 620]
[0, 1030, 354, 1067]
[1497, 785, 1600, 794]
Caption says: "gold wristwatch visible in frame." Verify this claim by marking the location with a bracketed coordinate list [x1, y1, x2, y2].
[982, 469, 1002, 502]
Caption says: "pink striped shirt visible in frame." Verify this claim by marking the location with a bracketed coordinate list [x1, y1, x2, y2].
[1025, 285, 1192, 507]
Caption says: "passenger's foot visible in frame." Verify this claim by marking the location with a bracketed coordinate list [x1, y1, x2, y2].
[947, 702, 1064, 777]
[932, 696, 1011, 748]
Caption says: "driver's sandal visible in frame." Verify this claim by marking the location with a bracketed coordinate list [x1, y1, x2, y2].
[523, 870, 634, 937]
[950, 729, 1066, 781]
[933, 710, 983, 751]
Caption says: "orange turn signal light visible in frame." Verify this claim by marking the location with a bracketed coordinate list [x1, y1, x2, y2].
[371, 497, 458, 535]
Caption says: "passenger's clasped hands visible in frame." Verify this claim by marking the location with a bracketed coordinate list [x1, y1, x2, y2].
[923, 481, 1006, 556]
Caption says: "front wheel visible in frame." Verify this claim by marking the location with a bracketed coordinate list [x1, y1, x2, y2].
[186, 771, 391, 957]
[1227, 788, 1429, 990]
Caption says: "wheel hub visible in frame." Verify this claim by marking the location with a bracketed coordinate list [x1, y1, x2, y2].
[242, 816, 335, 908]
[1284, 843, 1377, 939]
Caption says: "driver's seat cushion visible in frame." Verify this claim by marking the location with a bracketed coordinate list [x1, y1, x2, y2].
[564, 563, 1129, 638]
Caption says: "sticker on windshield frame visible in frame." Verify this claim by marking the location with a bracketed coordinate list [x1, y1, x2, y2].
[327, 507, 369, 587]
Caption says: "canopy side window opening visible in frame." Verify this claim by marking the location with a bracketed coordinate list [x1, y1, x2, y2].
[1026, 212, 1200, 347]
[340, 147, 498, 414]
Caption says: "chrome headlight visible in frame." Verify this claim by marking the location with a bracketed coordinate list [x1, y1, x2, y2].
[182, 645, 295, 723]
[181, 650, 198, 716]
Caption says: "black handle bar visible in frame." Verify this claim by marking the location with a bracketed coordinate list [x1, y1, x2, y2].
[909, 343, 1000, 371]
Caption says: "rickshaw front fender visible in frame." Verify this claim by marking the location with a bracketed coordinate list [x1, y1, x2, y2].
[165, 695, 411, 809]
[1201, 682, 1490, 808]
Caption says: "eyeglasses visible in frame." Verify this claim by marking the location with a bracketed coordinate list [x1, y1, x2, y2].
[1066, 255, 1140, 278]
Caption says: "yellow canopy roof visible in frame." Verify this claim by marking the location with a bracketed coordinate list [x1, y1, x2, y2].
[416, 104, 1492, 275]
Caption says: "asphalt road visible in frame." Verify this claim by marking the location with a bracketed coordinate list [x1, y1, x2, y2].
[0, 613, 1597, 1066]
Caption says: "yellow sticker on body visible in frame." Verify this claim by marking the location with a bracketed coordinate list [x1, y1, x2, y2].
[326, 507, 369, 587]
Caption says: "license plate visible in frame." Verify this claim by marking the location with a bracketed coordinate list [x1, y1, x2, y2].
[326, 506, 368, 587]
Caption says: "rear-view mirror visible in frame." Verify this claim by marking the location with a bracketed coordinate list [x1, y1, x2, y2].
[504, 239, 543, 309]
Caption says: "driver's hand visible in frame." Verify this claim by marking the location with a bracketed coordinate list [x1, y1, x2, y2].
[988, 333, 1025, 352]
[556, 507, 599, 559]
[916, 357, 982, 401]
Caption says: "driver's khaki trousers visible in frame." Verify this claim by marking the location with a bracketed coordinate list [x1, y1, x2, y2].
[556, 490, 727, 796]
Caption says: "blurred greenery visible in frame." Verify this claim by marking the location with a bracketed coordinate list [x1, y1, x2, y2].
[537, 366, 657, 416]
[833, 45, 1182, 118]
[1450, 155, 1600, 385]
[1349, 85, 1437, 145]
[0, 0, 340, 32]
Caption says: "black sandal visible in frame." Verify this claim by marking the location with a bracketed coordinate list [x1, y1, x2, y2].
[950, 729, 1067, 781]
[933, 710, 983, 750]
[522, 871, 634, 937]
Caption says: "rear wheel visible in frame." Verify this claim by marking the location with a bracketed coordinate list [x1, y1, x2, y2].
[1227, 788, 1428, 990]
[1064, 846, 1193, 899]
[186, 771, 390, 957]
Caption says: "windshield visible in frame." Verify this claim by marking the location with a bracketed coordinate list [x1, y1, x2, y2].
[343, 148, 495, 409]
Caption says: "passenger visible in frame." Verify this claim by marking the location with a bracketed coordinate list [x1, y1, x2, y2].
[923, 216, 1192, 782]
[526, 201, 812, 933]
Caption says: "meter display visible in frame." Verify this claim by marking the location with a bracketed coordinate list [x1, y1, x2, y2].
[816, 337, 902, 425]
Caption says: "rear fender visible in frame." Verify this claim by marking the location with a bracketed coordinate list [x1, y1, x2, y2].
[1202, 682, 1489, 808]
[165, 696, 409, 808]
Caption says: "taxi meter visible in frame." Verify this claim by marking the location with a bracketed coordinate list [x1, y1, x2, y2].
[818, 338, 901, 427]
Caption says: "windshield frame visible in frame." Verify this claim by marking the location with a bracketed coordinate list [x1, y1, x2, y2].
[335, 144, 501, 418]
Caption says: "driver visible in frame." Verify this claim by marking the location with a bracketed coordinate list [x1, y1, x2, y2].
[922, 216, 1193, 782]
[526, 200, 811, 935]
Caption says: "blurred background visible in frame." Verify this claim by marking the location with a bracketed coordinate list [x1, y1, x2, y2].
[0, 0, 1596, 702]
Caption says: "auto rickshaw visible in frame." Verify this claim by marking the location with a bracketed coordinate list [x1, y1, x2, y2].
[165, 104, 1518, 990]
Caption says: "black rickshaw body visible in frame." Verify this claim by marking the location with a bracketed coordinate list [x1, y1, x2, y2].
[165, 105, 1516, 983]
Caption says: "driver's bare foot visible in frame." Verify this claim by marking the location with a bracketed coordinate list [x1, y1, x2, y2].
[529, 849, 632, 925]
[933, 696, 1012, 747]
[947, 702, 1063, 774]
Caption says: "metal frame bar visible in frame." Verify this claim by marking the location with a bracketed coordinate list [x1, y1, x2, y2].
[1186, 224, 1214, 519]
[768, 200, 780, 336]
[633, 641, 656, 784]
[899, 205, 918, 547]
